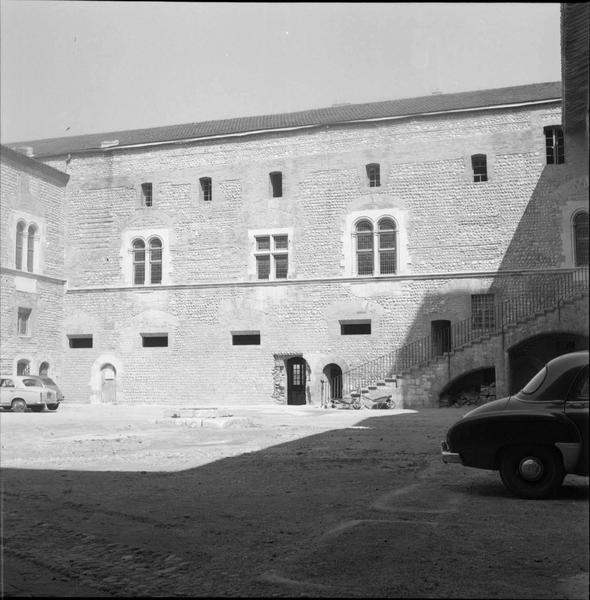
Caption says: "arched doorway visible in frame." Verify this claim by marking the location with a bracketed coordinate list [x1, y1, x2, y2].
[286, 357, 307, 405]
[39, 362, 49, 376]
[100, 364, 117, 404]
[508, 332, 588, 394]
[322, 363, 343, 403]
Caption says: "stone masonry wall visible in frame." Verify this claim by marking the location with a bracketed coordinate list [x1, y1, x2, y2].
[36, 101, 589, 405]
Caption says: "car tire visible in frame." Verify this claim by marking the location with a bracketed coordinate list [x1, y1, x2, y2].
[499, 445, 565, 499]
[46, 404, 59, 411]
[30, 405, 45, 412]
[11, 399, 27, 413]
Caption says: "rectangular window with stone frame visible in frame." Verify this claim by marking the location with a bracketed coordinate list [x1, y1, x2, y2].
[255, 234, 289, 280]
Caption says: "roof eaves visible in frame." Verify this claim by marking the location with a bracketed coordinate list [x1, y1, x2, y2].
[0, 144, 70, 185]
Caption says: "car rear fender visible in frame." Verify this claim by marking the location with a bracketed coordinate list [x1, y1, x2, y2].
[450, 411, 581, 471]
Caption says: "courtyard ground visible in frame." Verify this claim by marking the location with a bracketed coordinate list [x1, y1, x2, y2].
[1, 403, 588, 598]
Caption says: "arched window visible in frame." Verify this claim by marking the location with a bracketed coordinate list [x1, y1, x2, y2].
[149, 237, 162, 284]
[132, 239, 146, 285]
[574, 211, 589, 267]
[27, 224, 37, 272]
[39, 362, 49, 376]
[355, 220, 374, 275]
[378, 218, 397, 274]
[15, 221, 25, 270]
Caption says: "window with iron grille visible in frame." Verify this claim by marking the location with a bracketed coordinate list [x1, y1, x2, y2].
[141, 333, 168, 347]
[68, 335, 93, 349]
[200, 177, 212, 201]
[17, 307, 32, 336]
[232, 332, 261, 345]
[544, 126, 564, 164]
[141, 182, 153, 207]
[471, 154, 488, 182]
[354, 218, 397, 276]
[269, 171, 283, 198]
[255, 234, 289, 280]
[471, 294, 495, 331]
[340, 320, 372, 335]
[574, 211, 589, 267]
[132, 236, 163, 285]
[366, 163, 381, 187]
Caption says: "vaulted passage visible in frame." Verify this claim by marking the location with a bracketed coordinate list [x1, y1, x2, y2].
[508, 332, 589, 394]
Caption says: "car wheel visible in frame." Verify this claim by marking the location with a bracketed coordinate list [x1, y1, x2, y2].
[46, 404, 59, 411]
[30, 405, 45, 412]
[499, 445, 565, 499]
[11, 399, 27, 413]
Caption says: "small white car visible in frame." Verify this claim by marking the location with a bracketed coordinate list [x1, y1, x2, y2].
[0, 376, 59, 412]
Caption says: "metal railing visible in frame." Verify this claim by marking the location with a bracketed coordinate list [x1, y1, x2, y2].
[329, 268, 588, 399]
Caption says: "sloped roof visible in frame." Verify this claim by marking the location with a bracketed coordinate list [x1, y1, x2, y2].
[8, 81, 561, 158]
[0, 145, 69, 185]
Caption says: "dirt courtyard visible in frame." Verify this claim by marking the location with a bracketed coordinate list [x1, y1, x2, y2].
[1, 403, 588, 598]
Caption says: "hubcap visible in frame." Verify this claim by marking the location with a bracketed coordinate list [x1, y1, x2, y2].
[519, 457, 544, 481]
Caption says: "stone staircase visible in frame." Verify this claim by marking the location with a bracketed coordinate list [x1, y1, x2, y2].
[332, 269, 589, 408]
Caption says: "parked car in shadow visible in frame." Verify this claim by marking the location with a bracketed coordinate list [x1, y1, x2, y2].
[442, 350, 589, 498]
[0, 375, 60, 412]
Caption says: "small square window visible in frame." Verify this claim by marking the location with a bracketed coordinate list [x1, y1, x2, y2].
[340, 320, 372, 335]
[68, 335, 93, 348]
[17, 307, 32, 336]
[200, 177, 212, 201]
[270, 171, 283, 198]
[141, 182, 153, 207]
[274, 235, 288, 250]
[141, 334, 168, 347]
[232, 332, 261, 345]
[256, 236, 271, 251]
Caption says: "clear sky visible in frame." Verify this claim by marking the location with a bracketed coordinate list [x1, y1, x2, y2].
[0, 1, 561, 144]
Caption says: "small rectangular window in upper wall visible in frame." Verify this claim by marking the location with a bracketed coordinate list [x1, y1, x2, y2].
[366, 163, 381, 187]
[269, 171, 283, 198]
[17, 307, 32, 336]
[141, 333, 168, 347]
[340, 320, 372, 335]
[232, 332, 261, 345]
[200, 177, 212, 201]
[471, 154, 488, 182]
[68, 335, 93, 348]
[141, 182, 153, 207]
[544, 126, 565, 164]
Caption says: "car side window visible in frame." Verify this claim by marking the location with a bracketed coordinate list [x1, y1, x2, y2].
[0, 379, 15, 388]
[22, 378, 37, 387]
[570, 366, 589, 401]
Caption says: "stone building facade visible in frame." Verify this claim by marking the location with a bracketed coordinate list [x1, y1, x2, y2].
[0, 146, 69, 379]
[2, 76, 588, 408]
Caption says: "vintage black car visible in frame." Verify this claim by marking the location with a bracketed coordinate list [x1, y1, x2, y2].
[441, 350, 589, 498]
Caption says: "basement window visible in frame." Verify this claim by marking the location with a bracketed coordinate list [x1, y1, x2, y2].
[141, 334, 168, 347]
[232, 332, 261, 345]
[68, 335, 93, 348]
[340, 320, 372, 335]
[141, 182, 153, 207]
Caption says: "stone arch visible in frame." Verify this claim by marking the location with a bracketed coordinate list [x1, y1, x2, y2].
[16, 357, 32, 376]
[438, 366, 496, 407]
[507, 331, 589, 394]
[90, 354, 123, 404]
[322, 363, 343, 404]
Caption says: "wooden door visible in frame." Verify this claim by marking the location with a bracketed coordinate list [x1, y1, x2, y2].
[287, 357, 307, 405]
